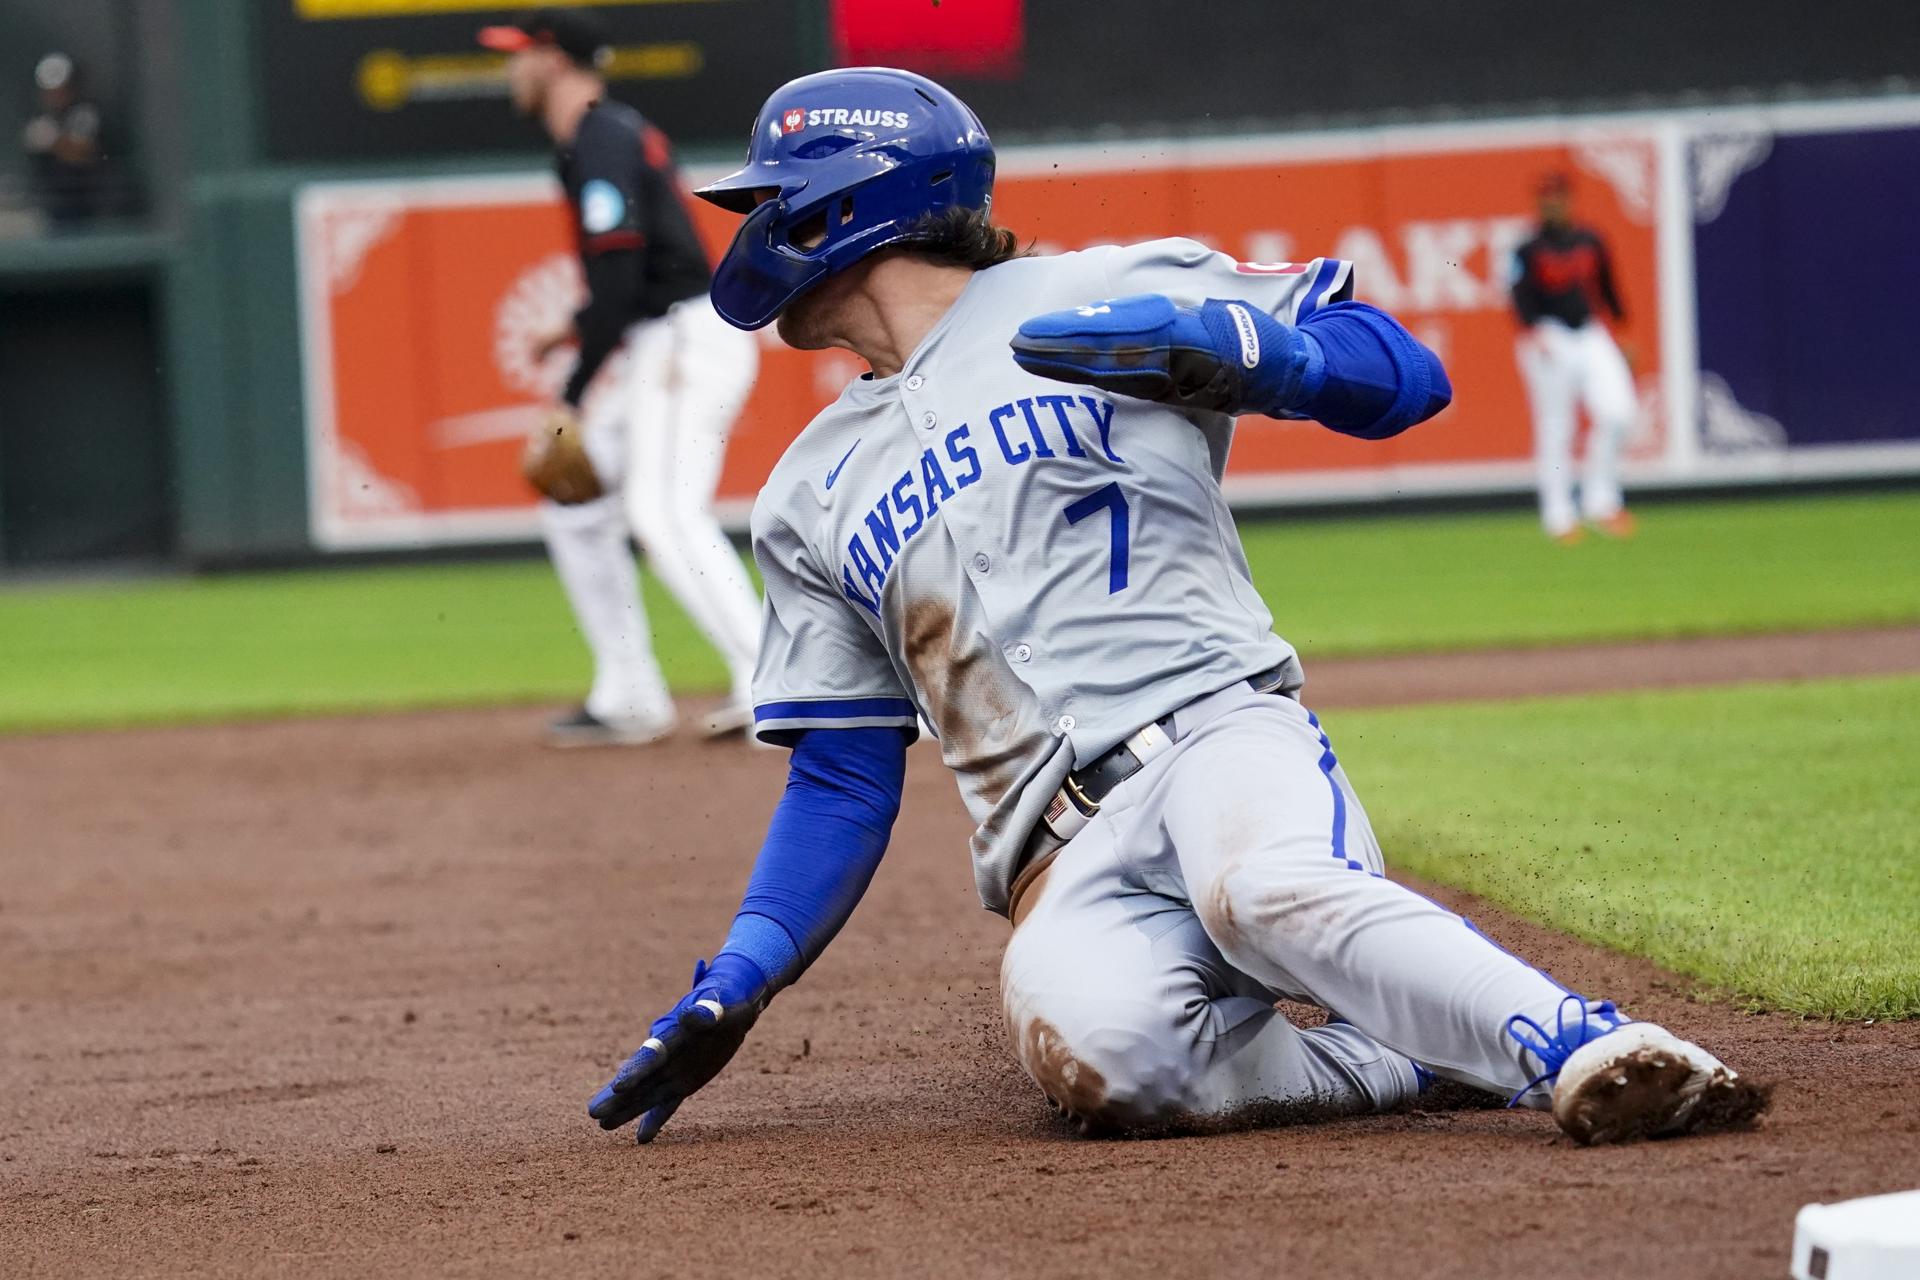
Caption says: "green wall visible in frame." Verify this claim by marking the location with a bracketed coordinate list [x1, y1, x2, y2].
[161, 3, 504, 560]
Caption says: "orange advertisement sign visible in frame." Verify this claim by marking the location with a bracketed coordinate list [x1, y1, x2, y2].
[298, 125, 1666, 549]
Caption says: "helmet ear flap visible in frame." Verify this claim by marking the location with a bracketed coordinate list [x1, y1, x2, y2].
[707, 197, 832, 330]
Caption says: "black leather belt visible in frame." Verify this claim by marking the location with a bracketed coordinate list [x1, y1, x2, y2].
[1040, 663, 1291, 842]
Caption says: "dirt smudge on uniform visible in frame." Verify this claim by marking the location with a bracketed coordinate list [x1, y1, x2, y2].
[1199, 841, 1348, 965]
[1193, 802, 1270, 957]
[904, 597, 1032, 805]
[1015, 1015, 1109, 1125]
[1202, 865, 1246, 956]
[1182, 817, 1351, 967]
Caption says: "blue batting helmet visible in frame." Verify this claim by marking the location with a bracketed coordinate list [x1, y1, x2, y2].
[694, 68, 995, 330]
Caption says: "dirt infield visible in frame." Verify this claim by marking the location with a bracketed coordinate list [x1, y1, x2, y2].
[1298, 623, 1920, 707]
[5, 629, 1918, 1278]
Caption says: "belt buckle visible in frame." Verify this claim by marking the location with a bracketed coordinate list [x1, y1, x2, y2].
[1061, 771, 1101, 819]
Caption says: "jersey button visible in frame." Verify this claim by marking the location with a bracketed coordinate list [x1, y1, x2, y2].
[1011, 643, 1033, 663]
[905, 374, 925, 391]
[971, 552, 991, 574]
[921, 411, 938, 430]
[1054, 714, 1077, 733]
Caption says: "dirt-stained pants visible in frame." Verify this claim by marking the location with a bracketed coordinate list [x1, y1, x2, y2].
[1000, 684, 1586, 1130]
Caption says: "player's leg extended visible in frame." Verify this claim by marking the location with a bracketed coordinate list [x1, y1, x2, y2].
[1516, 323, 1580, 539]
[1155, 689, 1600, 1104]
[624, 301, 765, 711]
[1168, 689, 1758, 1142]
[537, 389, 674, 736]
[1575, 324, 1637, 528]
[1000, 766, 1419, 1132]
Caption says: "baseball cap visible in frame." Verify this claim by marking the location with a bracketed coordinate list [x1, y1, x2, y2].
[35, 52, 76, 92]
[477, 8, 611, 67]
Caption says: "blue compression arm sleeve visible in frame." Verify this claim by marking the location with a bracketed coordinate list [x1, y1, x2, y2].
[1291, 302, 1452, 439]
[1205, 299, 1452, 439]
[712, 726, 906, 992]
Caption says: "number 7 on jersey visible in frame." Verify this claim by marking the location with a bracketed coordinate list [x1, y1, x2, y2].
[1063, 481, 1130, 594]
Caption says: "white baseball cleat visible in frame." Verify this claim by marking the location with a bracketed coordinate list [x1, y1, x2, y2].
[1507, 998, 1768, 1145]
[1549, 1022, 1759, 1146]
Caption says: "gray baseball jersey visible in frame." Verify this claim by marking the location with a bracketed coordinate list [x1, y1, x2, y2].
[749, 237, 1355, 915]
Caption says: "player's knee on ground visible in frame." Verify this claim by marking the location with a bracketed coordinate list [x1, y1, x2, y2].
[1002, 983, 1211, 1131]
[1006, 1006, 1194, 1131]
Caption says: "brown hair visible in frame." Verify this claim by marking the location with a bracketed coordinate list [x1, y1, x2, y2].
[898, 205, 1029, 270]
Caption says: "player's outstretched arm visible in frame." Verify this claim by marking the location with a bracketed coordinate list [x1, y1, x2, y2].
[1009, 294, 1451, 440]
[587, 725, 907, 1142]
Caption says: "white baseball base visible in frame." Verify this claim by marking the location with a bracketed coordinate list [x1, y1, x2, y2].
[1792, 1189, 1920, 1279]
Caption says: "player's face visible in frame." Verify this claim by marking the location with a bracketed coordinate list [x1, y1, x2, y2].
[1539, 190, 1571, 226]
[505, 49, 548, 115]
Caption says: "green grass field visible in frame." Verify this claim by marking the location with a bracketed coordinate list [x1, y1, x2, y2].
[2, 492, 1915, 733]
[1265, 490, 1920, 654]
[1334, 675, 1920, 1020]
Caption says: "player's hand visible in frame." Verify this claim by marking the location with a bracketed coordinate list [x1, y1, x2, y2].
[587, 954, 771, 1143]
[1011, 294, 1306, 415]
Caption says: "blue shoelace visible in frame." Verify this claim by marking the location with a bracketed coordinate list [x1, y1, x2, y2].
[1503, 995, 1624, 1106]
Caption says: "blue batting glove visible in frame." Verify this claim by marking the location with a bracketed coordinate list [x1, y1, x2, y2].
[1010, 293, 1313, 416]
[587, 953, 771, 1144]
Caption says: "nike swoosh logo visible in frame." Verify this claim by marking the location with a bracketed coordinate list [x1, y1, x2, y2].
[825, 439, 861, 490]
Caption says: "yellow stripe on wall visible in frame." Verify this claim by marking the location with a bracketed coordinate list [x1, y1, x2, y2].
[296, 0, 723, 19]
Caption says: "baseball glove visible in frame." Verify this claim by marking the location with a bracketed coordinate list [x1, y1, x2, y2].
[521, 406, 604, 504]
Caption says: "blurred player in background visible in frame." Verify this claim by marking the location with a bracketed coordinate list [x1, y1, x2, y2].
[1511, 173, 1637, 545]
[480, 8, 764, 745]
[20, 53, 105, 229]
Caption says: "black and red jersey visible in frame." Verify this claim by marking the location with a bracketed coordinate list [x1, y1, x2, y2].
[1510, 224, 1624, 329]
[555, 99, 712, 403]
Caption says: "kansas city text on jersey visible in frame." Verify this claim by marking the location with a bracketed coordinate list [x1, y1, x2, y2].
[839, 393, 1124, 616]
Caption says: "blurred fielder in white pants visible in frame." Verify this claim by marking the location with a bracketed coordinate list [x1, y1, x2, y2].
[1510, 173, 1638, 545]
[541, 301, 764, 744]
[484, 11, 763, 746]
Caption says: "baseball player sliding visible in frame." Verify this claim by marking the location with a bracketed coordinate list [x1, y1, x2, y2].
[589, 70, 1766, 1145]
[481, 9, 764, 745]
[1511, 173, 1639, 545]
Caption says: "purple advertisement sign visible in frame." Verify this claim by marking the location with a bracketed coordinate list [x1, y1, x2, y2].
[1692, 124, 1920, 451]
